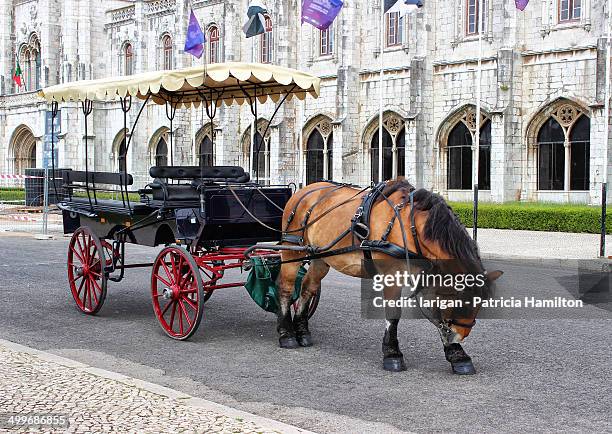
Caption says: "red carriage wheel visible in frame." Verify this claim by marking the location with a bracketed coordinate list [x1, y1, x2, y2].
[151, 247, 204, 340]
[67, 227, 107, 315]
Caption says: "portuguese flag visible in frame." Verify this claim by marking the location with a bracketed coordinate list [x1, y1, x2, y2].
[13, 59, 22, 88]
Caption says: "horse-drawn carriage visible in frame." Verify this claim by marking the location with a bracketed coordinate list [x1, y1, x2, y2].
[41, 62, 502, 375]
[39, 63, 321, 340]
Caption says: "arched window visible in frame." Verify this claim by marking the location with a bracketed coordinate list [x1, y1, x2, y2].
[118, 138, 127, 173]
[252, 132, 267, 181]
[305, 119, 333, 184]
[242, 123, 271, 184]
[260, 15, 273, 64]
[446, 113, 491, 190]
[305, 130, 333, 184]
[536, 104, 590, 191]
[199, 135, 214, 166]
[155, 138, 168, 166]
[208, 26, 220, 64]
[370, 115, 406, 182]
[19, 35, 41, 91]
[537, 117, 565, 191]
[162, 35, 173, 70]
[569, 115, 590, 191]
[124, 43, 134, 75]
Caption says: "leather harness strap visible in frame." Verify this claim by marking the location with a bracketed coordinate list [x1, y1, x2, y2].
[282, 181, 425, 262]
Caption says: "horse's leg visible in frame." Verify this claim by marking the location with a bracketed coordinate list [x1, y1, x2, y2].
[277, 261, 301, 349]
[293, 259, 329, 347]
[441, 335, 476, 375]
[382, 285, 406, 372]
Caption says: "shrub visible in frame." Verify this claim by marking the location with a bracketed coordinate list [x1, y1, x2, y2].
[448, 201, 612, 234]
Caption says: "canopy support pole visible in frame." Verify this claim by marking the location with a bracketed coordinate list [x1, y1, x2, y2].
[81, 99, 94, 211]
[165, 100, 177, 167]
[119, 97, 132, 210]
[50, 101, 59, 201]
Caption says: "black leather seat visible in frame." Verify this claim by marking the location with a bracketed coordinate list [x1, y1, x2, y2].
[142, 166, 251, 206]
[149, 166, 250, 182]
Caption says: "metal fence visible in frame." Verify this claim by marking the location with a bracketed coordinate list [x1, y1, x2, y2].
[0, 170, 64, 236]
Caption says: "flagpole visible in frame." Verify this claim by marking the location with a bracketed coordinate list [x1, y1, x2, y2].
[473, 0, 483, 241]
[298, 6, 305, 187]
[378, 4, 385, 183]
[601, 0, 612, 257]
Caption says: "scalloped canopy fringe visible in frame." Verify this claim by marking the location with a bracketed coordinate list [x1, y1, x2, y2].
[38, 62, 321, 107]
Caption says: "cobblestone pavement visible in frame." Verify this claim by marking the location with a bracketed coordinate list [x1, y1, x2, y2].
[0, 342, 308, 434]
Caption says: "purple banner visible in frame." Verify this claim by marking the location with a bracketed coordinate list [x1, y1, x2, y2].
[302, 0, 344, 30]
[515, 0, 529, 11]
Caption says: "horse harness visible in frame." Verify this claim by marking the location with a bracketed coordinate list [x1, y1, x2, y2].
[280, 181, 425, 264]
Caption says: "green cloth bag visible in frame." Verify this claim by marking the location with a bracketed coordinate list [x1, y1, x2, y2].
[244, 256, 307, 313]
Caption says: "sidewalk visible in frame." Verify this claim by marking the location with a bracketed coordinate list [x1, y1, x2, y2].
[0, 340, 313, 434]
[474, 228, 611, 260]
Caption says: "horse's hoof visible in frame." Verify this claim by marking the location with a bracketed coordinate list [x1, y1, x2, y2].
[297, 334, 313, 347]
[383, 357, 406, 372]
[451, 360, 476, 375]
[279, 336, 299, 349]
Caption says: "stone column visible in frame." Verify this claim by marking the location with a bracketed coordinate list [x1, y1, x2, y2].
[489, 112, 505, 202]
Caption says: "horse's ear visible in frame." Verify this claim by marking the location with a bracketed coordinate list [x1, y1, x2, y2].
[486, 270, 503, 281]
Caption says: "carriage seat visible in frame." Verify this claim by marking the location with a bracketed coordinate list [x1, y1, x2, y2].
[149, 166, 250, 183]
[143, 166, 250, 205]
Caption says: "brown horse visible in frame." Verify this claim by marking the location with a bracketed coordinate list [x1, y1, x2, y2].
[276, 179, 502, 375]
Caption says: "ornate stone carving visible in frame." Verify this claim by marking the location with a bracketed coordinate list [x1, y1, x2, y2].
[145, 0, 176, 16]
[318, 120, 332, 138]
[556, 104, 579, 127]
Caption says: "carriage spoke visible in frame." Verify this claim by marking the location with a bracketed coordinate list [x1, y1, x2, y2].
[179, 300, 192, 328]
[178, 303, 184, 334]
[90, 280, 99, 305]
[76, 277, 86, 298]
[160, 260, 175, 285]
[82, 279, 88, 310]
[91, 278, 102, 293]
[169, 301, 177, 330]
[154, 273, 172, 288]
[70, 246, 85, 264]
[182, 296, 197, 311]
[160, 299, 173, 316]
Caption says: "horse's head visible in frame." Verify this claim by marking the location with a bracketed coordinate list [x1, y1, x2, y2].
[408, 188, 504, 344]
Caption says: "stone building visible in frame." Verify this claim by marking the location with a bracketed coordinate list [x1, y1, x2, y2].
[0, 0, 610, 204]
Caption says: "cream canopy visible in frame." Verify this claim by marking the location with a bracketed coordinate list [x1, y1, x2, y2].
[38, 62, 320, 107]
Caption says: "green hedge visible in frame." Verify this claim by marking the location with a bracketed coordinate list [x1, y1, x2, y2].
[0, 188, 25, 202]
[0, 188, 139, 203]
[448, 201, 612, 234]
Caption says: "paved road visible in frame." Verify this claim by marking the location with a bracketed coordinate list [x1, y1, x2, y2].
[0, 234, 610, 433]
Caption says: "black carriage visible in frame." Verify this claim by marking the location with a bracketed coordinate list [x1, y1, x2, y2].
[39, 62, 321, 339]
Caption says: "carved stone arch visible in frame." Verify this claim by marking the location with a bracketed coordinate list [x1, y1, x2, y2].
[148, 126, 170, 164]
[362, 111, 406, 149]
[195, 122, 216, 147]
[241, 118, 271, 154]
[9, 125, 37, 175]
[437, 104, 491, 149]
[111, 128, 128, 172]
[525, 97, 590, 148]
[303, 114, 334, 142]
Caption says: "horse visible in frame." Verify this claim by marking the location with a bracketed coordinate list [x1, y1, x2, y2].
[275, 179, 502, 375]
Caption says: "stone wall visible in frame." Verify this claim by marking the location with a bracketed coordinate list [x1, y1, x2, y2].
[0, 0, 610, 204]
